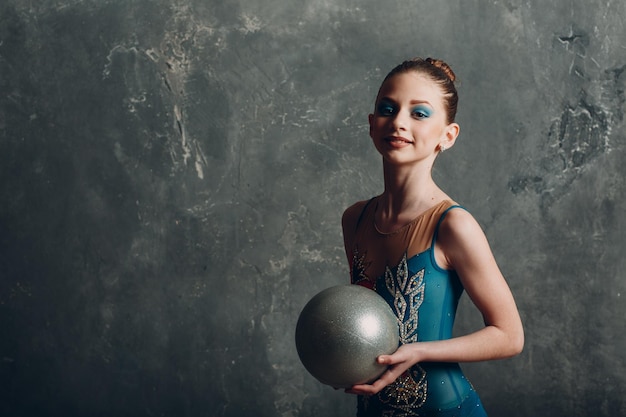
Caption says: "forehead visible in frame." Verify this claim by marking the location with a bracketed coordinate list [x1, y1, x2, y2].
[377, 72, 444, 105]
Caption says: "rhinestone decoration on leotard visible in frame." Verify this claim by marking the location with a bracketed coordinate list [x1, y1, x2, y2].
[351, 248, 428, 415]
[376, 253, 427, 414]
[351, 247, 373, 288]
[385, 253, 424, 344]
[378, 367, 428, 416]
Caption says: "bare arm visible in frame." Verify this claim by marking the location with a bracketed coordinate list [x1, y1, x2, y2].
[347, 208, 524, 395]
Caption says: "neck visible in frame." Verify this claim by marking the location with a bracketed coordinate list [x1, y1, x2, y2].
[382, 161, 438, 204]
[377, 161, 446, 231]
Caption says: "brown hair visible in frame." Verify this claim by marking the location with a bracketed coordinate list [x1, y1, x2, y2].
[382, 57, 459, 123]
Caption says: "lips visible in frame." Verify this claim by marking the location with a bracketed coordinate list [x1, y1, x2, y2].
[386, 135, 413, 145]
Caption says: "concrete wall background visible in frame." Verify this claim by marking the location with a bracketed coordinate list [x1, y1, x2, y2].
[1, 1, 625, 416]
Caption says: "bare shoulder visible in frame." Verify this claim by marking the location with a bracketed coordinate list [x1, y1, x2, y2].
[439, 206, 483, 239]
[341, 199, 373, 262]
[436, 206, 494, 270]
[342, 199, 371, 233]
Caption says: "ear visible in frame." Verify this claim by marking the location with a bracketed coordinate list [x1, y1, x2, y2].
[441, 122, 460, 150]
[368, 113, 374, 137]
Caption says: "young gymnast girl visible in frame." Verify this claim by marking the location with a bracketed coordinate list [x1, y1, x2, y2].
[341, 57, 524, 416]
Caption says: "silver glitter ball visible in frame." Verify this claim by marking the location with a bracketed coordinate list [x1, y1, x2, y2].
[295, 284, 400, 388]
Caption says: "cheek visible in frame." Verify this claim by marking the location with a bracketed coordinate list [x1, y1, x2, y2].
[369, 119, 382, 137]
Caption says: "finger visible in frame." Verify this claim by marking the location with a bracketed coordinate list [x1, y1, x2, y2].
[378, 349, 411, 365]
[376, 355, 390, 364]
[346, 384, 376, 395]
[348, 369, 399, 395]
[370, 370, 398, 391]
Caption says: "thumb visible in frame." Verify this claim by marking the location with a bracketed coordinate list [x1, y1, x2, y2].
[376, 354, 394, 365]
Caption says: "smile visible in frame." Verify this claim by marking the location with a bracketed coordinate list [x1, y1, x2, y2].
[386, 136, 413, 145]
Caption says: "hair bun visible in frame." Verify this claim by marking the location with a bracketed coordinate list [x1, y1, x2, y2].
[425, 57, 456, 83]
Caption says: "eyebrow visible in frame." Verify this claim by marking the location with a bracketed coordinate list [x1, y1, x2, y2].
[379, 97, 433, 106]
[409, 100, 432, 106]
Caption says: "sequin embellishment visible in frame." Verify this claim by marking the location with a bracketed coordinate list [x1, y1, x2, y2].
[377, 252, 428, 414]
[350, 249, 428, 415]
[385, 253, 424, 344]
[351, 247, 374, 289]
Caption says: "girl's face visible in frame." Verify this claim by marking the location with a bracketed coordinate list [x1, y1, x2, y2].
[368, 72, 459, 167]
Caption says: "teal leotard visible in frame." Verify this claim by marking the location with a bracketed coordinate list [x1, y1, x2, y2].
[345, 198, 487, 417]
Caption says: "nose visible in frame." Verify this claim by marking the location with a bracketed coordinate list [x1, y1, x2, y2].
[391, 109, 409, 131]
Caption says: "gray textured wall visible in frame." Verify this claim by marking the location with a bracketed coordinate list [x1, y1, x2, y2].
[1, 1, 625, 416]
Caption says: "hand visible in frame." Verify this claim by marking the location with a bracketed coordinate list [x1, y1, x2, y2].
[345, 344, 418, 395]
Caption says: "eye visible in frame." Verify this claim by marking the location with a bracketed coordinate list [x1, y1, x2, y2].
[376, 101, 396, 116]
[411, 106, 432, 119]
